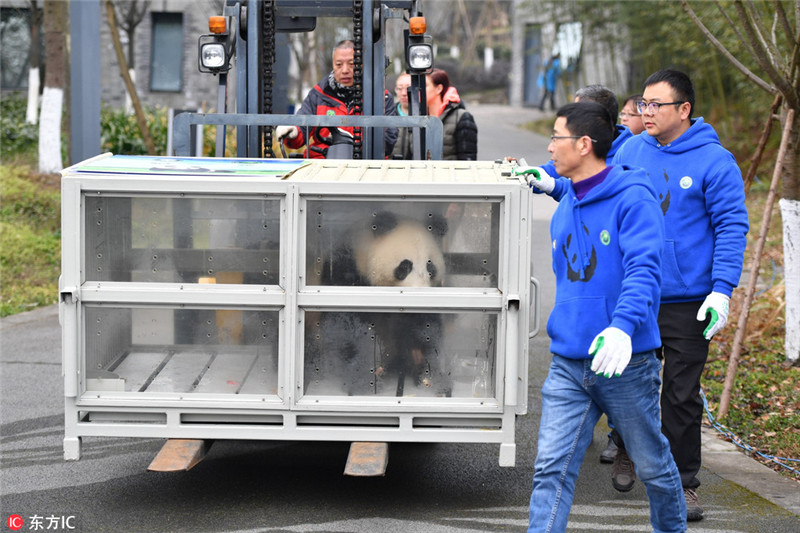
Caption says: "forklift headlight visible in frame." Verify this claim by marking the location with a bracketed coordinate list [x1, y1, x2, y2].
[407, 44, 433, 71]
[200, 43, 227, 69]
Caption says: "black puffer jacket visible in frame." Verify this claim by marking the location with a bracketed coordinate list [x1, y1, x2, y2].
[439, 101, 478, 160]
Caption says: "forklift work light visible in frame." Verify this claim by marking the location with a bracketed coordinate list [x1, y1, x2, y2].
[407, 43, 433, 71]
[201, 43, 227, 69]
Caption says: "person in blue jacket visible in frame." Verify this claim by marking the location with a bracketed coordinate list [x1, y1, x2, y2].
[527, 101, 685, 533]
[608, 69, 749, 521]
[538, 53, 561, 111]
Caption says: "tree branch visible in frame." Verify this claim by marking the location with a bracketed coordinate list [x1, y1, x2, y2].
[105, 0, 156, 155]
[714, 0, 754, 56]
[682, 1, 776, 93]
[734, 0, 797, 103]
[773, 0, 793, 48]
[744, 1, 783, 72]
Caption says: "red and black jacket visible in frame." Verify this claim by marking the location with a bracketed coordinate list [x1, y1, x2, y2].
[283, 75, 398, 158]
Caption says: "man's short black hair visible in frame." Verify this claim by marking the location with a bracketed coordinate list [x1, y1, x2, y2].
[644, 69, 695, 118]
[556, 101, 614, 160]
[574, 85, 618, 130]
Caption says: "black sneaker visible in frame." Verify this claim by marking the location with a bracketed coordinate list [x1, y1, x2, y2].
[684, 488, 704, 521]
[611, 448, 636, 492]
[600, 436, 617, 464]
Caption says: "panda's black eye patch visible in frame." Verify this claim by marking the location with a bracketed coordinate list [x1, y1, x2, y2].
[395, 259, 413, 280]
[427, 260, 438, 280]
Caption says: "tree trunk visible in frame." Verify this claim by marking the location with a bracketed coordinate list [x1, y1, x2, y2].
[26, 0, 41, 124]
[780, 110, 800, 363]
[38, 0, 66, 173]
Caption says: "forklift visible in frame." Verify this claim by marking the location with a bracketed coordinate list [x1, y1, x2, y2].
[177, 0, 440, 161]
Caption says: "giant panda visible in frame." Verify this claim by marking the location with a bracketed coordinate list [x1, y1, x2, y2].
[320, 210, 447, 287]
[307, 210, 452, 396]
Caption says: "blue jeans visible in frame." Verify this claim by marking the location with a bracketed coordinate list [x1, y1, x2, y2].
[529, 351, 686, 533]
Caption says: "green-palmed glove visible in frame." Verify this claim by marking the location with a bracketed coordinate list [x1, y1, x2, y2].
[589, 327, 632, 378]
[696, 291, 730, 340]
[513, 165, 555, 193]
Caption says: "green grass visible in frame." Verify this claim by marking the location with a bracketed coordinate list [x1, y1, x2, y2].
[0, 164, 61, 316]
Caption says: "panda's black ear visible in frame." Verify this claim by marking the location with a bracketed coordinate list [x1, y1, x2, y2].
[428, 214, 448, 237]
[371, 211, 398, 237]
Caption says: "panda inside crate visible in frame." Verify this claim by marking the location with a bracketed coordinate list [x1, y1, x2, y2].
[305, 210, 454, 397]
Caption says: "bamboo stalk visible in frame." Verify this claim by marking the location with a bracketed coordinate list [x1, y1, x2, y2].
[718, 109, 795, 419]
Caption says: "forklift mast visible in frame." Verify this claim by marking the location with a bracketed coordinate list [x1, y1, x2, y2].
[200, 0, 433, 160]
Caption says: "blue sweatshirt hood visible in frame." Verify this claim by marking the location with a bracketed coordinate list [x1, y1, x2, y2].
[639, 117, 721, 154]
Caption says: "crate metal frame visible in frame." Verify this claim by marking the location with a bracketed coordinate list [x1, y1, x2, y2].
[61, 155, 534, 467]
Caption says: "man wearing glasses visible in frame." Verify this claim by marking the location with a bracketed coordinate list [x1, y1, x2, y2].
[611, 69, 749, 522]
[526, 101, 685, 533]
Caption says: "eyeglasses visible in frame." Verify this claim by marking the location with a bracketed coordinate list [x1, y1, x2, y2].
[635, 101, 685, 114]
[550, 135, 597, 143]
[619, 112, 641, 119]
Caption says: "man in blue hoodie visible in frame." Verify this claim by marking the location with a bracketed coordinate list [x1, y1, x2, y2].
[609, 69, 749, 521]
[527, 101, 685, 533]
[518, 84, 636, 466]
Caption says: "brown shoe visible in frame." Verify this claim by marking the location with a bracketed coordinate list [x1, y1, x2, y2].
[611, 448, 636, 492]
[684, 488, 704, 521]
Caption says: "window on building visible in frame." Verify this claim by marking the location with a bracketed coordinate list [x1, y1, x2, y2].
[149, 12, 183, 92]
[1, 7, 33, 90]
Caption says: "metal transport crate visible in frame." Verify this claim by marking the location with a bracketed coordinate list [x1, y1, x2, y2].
[60, 154, 536, 469]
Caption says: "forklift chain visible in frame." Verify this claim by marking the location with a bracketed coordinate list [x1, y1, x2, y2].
[261, 0, 276, 157]
[352, 0, 363, 159]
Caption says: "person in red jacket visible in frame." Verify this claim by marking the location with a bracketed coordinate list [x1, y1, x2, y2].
[277, 40, 398, 158]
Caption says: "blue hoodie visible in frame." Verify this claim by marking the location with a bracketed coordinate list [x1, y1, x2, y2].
[540, 125, 634, 201]
[548, 165, 664, 359]
[611, 118, 749, 303]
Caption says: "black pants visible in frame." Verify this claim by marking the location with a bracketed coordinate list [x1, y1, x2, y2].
[612, 301, 710, 489]
[539, 89, 555, 111]
[658, 300, 710, 490]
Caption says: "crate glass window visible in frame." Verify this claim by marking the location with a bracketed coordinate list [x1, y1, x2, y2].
[84, 195, 281, 284]
[303, 311, 497, 398]
[84, 306, 279, 395]
[305, 199, 501, 288]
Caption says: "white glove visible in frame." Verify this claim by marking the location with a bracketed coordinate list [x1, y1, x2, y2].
[275, 125, 298, 140]
[513, 165, 555, 193]
[589, 327, 632, 377]
[696, 291, 730, 340]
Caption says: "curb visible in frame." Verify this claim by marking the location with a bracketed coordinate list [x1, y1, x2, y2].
[701, 426, 800, 516]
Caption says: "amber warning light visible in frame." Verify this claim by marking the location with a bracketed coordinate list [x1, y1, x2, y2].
[409, 16, 426, 35]
[209, 16, 226, 34]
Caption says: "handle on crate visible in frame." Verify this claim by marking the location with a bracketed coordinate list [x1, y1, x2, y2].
[529, 276, 541, 339]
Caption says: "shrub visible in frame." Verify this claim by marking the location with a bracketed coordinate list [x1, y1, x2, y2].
[0, 93, 38, 161]
[100, 104, 169, 155]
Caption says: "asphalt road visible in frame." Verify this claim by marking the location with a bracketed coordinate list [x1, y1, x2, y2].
[1, 104, 799, 532]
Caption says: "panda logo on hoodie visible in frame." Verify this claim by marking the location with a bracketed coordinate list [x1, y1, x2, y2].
[562, 222, 597, 282]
